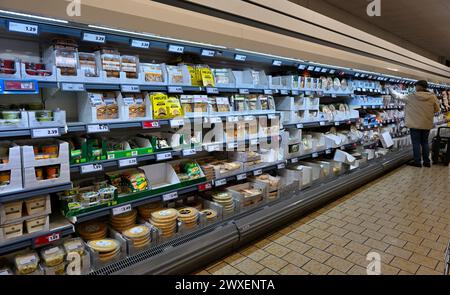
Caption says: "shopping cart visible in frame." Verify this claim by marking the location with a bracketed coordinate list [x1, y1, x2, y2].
[431, 127, 450, 165]
[445, 239, 450, 275]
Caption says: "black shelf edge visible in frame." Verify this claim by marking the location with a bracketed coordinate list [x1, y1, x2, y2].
[283, 118, 357, 129]
[0, 183, 73, 202]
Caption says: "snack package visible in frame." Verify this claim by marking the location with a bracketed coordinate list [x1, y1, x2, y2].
[103, 92, 119, 119]
[79, 52, 98, 77]
[53, 39, 79, 76]
[40, 246, 65, 267]
[63, 237, 86, 256]
[216, 97, 231, 113]
[142, 63, 164, 83]
[192, 95, 208, 114]
[151, 93, 169, 119]
[121, 169, 149, 193]
[232, 95, 247, 112]
[167, 66, 184, 84]
[247, 95, 258, 111]
[198, 65, 215, 87]
[121, 55, 139, 79]
[187, 65, 201, 86]
[15, 252, 39, 275]
[167, 96, 184, 118]
[99, 48, 121, 78]
[180, 95, 193, 114]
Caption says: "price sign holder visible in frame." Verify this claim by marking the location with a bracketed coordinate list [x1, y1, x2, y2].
[112, 204, 132, 216]
[60, 83, 85, 92]
[163, 192, 178, 202]
[80, 163, 103, 174]
[182, 149, 196, 157]
[131, 39, 150, 49]
[168, 44, 184, 54]
[33, 232, 61, 248]
[121, 85, 140, 93]
[31, 128, 60, 138]
[87, 124, 109, 134]
[277, 163, 286, 170]
[168, 86, 183, 93]
[253, 169, 263, 176]
[291, 158, 299, 164]
[83, 32, 106, 43]
[214, 179, 227, 187]
[198, 182, 212, 192]
[236, 173, 247, 181]
[206, 87, 219, 94]
[142, 121, 160, 129]
[156, 152, 173, 161]
[239, 89, 250, 95]
[118, 158, 137, 168]
[8, 21, 38, 35]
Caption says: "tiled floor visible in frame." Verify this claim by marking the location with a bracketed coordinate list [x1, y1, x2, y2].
[196, 164, 450, 275]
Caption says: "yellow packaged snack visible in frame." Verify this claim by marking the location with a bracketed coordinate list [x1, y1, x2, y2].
[187, 65, 202, 86]
[151, 93, 169, 119]
[200, 67, 215, 87]
[167, 96, 184, 118]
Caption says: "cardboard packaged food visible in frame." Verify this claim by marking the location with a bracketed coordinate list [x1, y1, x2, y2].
[24, 196, 47, 215]
[167, 96, 183, 118]
[142, 63, 164, 83]
[151, 93, 169, 119]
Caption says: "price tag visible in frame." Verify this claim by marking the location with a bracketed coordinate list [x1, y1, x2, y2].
[291, 90, 299, 96]
[206, 144, 221, 152]
[235, 54, 247, 61]
[363, 106, 368, 110]
[272, 60, 282, 66]
[209, 117, 222, 124]
[341, 146, 346, 150]
[112, 204, 132, 216]
[244, 116, 255, 121]
[291, 158, 299, 163]
[325, 149, 332, 154]
[156, 152, 172, 161]
[215, 179, 227, 187]
[118, 158, 137, 168]
[296, 124, 304, 129]
[87, 124, 109, 133]
[131, 39, 150, 49]
[142, 121, 160, 129]
[335, 122, 340, 126]
[201, 49, 215, 57]
[182, 149, 196, 156]
[320, 121, 326, 126]
[31, 128, 60, 138]
[268, 114, 277, 120]
[250, 139, 258, 145]
[121, 85, 140, 93]
[312, 152, 319, 158]
[80, 163, 103, 174]
[168, 44, 184, 54]
[236, 173, 247, 181]
[168, 86, 183, 93]
[170, 119, 185, 128]
[198, 182, 212, 191]
[253, 169, 263, 176]
[331, 94, 337, 98]
[280, 90, 289, 95]
[227, 142, 238, 149]
[33, 232, 60, 247]
[206, 87, 219, 94]
[239, 89, 250, 95]
[83, 32, 106, 43]
[372, 106, 377, 109]
[227, 116, 239, 123]
[277, 163, 286, 170]
[8, 21, 38, 35]
[264, 89, 273, 95]
[61, 83, 85, 92]
[162, 192, 178, 202]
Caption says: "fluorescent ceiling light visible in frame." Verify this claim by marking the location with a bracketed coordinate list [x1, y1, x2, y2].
[235, 48, 303, 63]
[0, 9, 68, 23]
[88, 25, 227, 49]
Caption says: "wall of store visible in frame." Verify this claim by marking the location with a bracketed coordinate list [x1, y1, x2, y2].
[0, 0, 449, 83]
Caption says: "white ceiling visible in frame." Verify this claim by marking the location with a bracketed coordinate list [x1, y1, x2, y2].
[290, 0, 450, 62]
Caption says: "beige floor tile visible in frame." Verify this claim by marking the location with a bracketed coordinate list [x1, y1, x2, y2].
[208, 262, 240, 275]
[256, 268, 278, 275]
[345, 241, 371, 256]
[364, 238, 390, 252]
[240, 246, 269, 262]
[278, 264, 309, 275]
[326, 225, 349, 237]
[409, 253, 439, 270]
[325, 244, 352, 259]
[302, 260, 332, 275]
[282, 252, 311, 268]
[325, 234, 351, 247]
[264, 243, 291, 258]
[288, 231, 314, 243]
[344, 232, 369, 244]
[383, 235, 407, 248]
[389, 257, 420, 274]
[416, 266, 442, 275]
[304, 247, 332, 263]
[308, 228, 332, 240]
[324, 256, 354, 273]
[361, 229, 385, 241]
[347, 265, 368, 275]
[224, 252, 247, 266]
[259, 254, 289, 272]
[385, 245, 413, 260]
[233, 258, 264, 275]
[195, 270, 210, 275]
[285, 240, 312, 254]
[306, 237, 332, 251]
[403, 242, 431, 256]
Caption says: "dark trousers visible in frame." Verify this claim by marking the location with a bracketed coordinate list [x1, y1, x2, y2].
[410, 128, 431, 165]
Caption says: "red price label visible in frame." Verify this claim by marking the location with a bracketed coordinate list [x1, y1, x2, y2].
[198, 182, 212, 192]
[33, 232, 61, 247]
[142, 121, 160, 129]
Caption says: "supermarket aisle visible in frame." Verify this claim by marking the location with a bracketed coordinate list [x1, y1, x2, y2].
[196, 164, 450, 275]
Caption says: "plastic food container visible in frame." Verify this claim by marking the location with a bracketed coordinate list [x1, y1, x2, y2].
[0, 171, 11, 186]
[25, 196, 47, 215]
[4, 200, 23, 221]
[1, 111, 21, 120]
[14, 252, 39, 275]
[80, 191, 100, 207]
[41, 246, 65, 267]
[98, 187, 116, 203]
[35, 111, 53, 122]
[63, 237, 86, 256]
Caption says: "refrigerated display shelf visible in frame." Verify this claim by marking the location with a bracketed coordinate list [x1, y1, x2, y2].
[88, 148, 412, 275]
[0, 183, 73, 202]
[283, 118, 357, 129]
[0, 127, 67, 139]
[0, 216, 75, 255]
